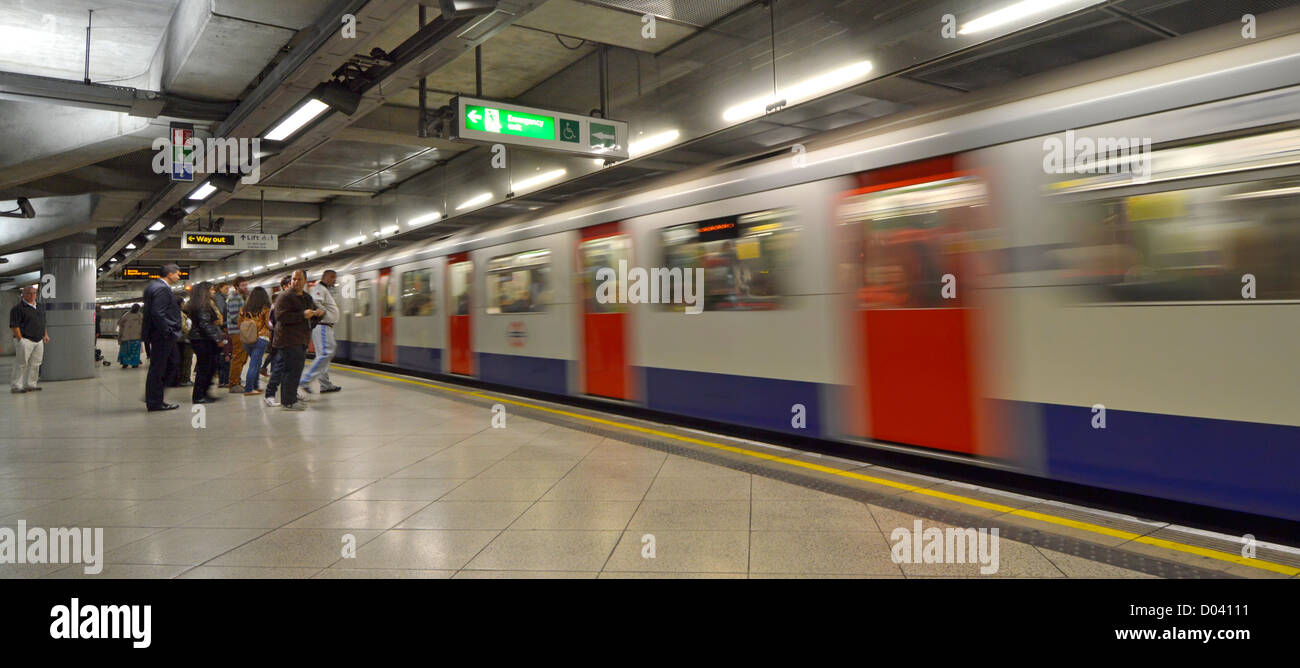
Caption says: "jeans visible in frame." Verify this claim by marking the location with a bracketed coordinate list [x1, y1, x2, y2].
[11, 338, 43, 390]
[265, 350, 285, 398]
[279, 345, 307, 407]
[191, 338, 219, 402]
[301, 324, 335, 389]
[244, 338, 268, 391]
[144, 336, 178, 407]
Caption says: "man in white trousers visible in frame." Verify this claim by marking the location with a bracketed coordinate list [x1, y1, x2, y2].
[9, 285, 48, 393]
[300, 269, 341, 399]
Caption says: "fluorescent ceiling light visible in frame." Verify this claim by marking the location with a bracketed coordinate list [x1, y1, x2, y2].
[409, 212, 441, 227]
[267, 261, 281, 267]
[148, 221, 165, 232]
[125, 243, 136, 250]
[322, 244, 339, 252]
[960, 0, 1102, 35]
[456, 192, 492, 211]
[723, 61, 873, 123]
[301, 250, 317, 257]
[264, 98, 331, 141]
[345, 236, 366, 245]
[284, 256, 297, 262]
[253, 265, 264, 271]
[513, 169, 567, 193]
[630, 130, 680, 157]
[188, 182, 217, 200]
[109, 258, 118, 263]
[380, 225, 399, 235]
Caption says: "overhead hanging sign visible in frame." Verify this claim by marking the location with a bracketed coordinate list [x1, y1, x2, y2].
[169, 122, 195, 182]
[181, 232, 278, 250]
[452, 96, 630, 160]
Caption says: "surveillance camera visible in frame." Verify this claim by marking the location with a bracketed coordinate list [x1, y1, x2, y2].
[378, 238, 390, 248]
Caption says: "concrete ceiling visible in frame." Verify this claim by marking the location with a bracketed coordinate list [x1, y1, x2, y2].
[0, 0, 180, 84]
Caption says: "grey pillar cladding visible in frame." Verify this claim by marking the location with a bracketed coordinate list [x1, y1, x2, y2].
[40, 233, 97, 380]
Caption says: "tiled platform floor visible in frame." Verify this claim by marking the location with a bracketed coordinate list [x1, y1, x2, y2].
[0, 340, 1279, 579]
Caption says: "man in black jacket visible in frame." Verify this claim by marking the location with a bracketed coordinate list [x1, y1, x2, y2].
[142, 263, 183, 411]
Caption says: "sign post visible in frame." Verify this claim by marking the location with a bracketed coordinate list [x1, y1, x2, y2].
[180, 232, 278, 251]
[452, 96, 629, 160]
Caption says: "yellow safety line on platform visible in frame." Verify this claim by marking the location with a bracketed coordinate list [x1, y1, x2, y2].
[334, 365, 1299, 576]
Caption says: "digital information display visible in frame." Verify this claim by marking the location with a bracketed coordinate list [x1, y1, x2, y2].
[122, 266, 190, 280]
[453, 96, 629, 160]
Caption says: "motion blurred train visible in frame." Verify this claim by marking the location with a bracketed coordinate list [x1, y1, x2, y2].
[253, 28, 1300, 522]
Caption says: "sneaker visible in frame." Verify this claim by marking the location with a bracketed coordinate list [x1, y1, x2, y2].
[264, 396, 280, 407]
[10, 388, 25, 394]
[24, 386, 42, 392]
[297, 393, 311, 403]
[230, 384, 244, 393]
[321, 385, 342, 393]
[281, 402, 306, 411]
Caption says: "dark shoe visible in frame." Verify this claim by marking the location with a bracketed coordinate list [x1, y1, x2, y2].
[148, 403, 179, 412]
[23, 386, 42, 392]
[10, 388, 25, 394]
[193, 395, 221, 404]
[321, 386, 341, 393]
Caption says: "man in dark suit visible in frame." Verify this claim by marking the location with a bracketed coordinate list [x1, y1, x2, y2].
[142, 263, 183, 411]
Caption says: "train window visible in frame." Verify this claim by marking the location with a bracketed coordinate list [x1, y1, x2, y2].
[580, 235, 630, 314]
[659, 208, 796, 311]
[839, 176, 988, 309]
[449, 262, 472, 316]
[353, 279, 372, 318]
[401, 268, 436, 316]
[1057, 179, 1300, 301]
[486, 249, 552, 314]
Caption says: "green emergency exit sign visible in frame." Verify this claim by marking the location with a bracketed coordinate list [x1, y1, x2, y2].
[452, 96, 629, 160]
[464, 104, 555, 140]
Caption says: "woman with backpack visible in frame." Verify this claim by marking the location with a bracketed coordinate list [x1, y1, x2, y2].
[240, 287, 272, 396]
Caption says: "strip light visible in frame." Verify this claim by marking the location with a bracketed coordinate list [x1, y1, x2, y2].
[456, 192, 492, 211]
[409, 212, 441, 227]
[301, 250, 317, 258]
[513, 169, 567, 193]
[187, 182, 217, 200]
[630, 130, 680, 157]
[345, 236, 366, 245]
[148, 221, 165, 232]
[722, 61, 873, 123]
[264, 99, 331, 141]
[321, 244, 339, 252]
[959, 0, 1104, 35]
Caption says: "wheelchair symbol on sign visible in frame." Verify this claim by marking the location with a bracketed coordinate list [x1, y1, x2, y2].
[562, 124, 578, 141]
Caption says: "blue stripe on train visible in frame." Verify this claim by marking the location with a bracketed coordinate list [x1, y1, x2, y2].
[345, 341, 376, 362]
[337, 339, 351, 360]
[397, 345, 442, 373]
[477, 351, 568, 395]
[640, 366, 824, 438]
[1022, 400, 1300, 522]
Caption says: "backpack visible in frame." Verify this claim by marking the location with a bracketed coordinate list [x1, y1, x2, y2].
[238, 312, 259, 345]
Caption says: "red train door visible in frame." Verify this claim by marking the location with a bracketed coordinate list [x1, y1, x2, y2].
[578, 223, 631, 399]
[378, 268, 396, 363]
[448, 253, 473, 375]
[840, 156, 988, 454]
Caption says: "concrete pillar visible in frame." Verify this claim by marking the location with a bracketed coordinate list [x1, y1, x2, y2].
[40, 233, 96, 380]
[0, 289, 19, 356]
